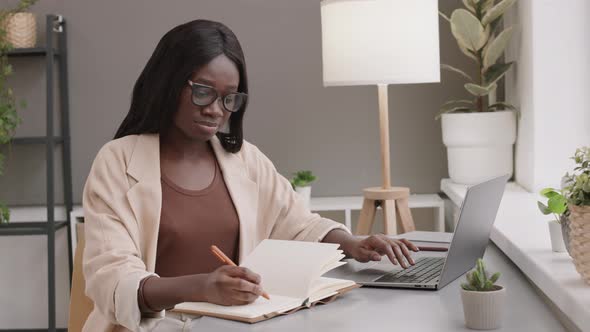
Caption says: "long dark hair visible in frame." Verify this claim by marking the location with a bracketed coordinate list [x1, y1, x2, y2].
[114, 19, 248, 153]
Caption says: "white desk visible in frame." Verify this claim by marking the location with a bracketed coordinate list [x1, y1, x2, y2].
[311, 194, 445, 232]
[441, 179, 590, 332]
[184, 232, 565, 331]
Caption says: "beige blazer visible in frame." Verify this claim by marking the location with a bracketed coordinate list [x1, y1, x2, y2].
[82, 134, 350, 332]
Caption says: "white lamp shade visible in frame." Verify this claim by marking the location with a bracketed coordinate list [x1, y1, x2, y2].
[321, 0, 440, 86]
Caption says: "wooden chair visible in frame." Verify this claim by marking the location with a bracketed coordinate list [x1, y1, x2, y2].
[67, 223, 94, 332]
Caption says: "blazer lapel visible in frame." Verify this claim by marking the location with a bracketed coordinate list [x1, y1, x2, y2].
[211, 137, 259, 263]
[125, 134, 162, 271]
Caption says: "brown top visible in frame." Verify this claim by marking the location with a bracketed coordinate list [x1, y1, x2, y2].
[155, 159, 240, 277]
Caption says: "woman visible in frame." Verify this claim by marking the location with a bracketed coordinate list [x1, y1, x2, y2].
[82, 19, 418, 331]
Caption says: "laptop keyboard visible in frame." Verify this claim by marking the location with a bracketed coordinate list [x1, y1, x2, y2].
[374, 257, 445, 284]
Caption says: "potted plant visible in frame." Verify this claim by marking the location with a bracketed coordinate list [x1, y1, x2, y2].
[1, 0, 39, 49]
[562, 147, 590, 284]
[438, 0, 518, 185]
[290, 170, 316, 209]
[461, 258, 505, 330]
[537, 188, 569, 253]
[0, 7, 25, 224]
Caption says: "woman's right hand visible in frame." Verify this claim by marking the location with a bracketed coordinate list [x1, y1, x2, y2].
[203, 265, 263, 306]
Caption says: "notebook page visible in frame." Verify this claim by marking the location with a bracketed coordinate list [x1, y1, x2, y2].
[240, 240, 341, 299]
[319, 252, 346, 275]
[308, 277, 357, 303]
[175, 294, 302, 319]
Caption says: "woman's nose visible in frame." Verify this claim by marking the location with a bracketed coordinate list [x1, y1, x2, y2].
[201, 97, 225, 117]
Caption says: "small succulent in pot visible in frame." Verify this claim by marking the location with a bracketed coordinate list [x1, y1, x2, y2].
[460, 259, 506, 330]
[461, 258, 501, 292]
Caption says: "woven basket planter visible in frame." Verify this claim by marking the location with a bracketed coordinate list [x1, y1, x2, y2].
[4, 13, 37, 48]
[569, 204, 590, 285]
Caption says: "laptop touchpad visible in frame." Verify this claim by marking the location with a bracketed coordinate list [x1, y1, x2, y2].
[326, 259, 402, 282]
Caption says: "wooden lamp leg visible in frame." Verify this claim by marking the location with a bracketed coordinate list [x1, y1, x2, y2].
[382, 200, 397, 235]
[356, 198, 377, 235]
[395, 198, 416, 233]
[354, 84, 416, 236]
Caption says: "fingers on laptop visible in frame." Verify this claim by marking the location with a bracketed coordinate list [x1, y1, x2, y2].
[399, 238, 420, 252]
[366, 235, 415, 268]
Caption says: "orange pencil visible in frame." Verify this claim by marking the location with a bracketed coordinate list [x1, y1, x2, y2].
[210, 245, 271, 300]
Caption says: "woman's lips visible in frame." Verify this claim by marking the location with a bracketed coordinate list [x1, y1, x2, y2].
[194, 120, 218, 128]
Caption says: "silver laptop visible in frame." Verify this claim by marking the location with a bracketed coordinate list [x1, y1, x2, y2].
[327, 174, 509, 290]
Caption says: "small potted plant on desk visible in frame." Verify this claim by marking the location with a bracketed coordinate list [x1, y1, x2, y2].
[537, 188, 569, 253]
[562, 147, 590, 284]
[461, 259, 505, 330]
[290, 170, 316, 209]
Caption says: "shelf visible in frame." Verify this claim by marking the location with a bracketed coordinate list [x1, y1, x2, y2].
[8, 136, 64, 145]
[5, 47, 59, 57]
[0, 221, 68, 236]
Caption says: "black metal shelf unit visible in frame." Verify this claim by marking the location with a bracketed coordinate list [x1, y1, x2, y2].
[0, 15, 72, 332]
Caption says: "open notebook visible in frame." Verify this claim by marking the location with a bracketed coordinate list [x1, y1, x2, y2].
[173, 239, 359, 323]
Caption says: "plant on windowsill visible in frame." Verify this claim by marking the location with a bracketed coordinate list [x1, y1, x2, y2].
[438, 0, 519, 185]
[290, 170, 316, 209]
[537, 188, 570, 254]
[460, 258, 505, 330]
[562, 146, 590, 284]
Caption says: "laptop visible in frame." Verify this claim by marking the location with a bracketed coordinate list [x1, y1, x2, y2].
[326, 174, 509, 290]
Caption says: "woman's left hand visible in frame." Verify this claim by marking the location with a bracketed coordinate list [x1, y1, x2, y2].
[346, 234, 419, 269]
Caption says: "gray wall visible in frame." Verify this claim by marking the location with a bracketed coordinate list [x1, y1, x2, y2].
[0, 0, 471, 206]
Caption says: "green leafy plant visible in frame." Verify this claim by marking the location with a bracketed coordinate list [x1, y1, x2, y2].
[13, 0, 39, 13]
[537, 188, 567, 224]
[563, 147, 590, 207]
[290, 170, 316, 188]
[0, 0, 37, 223]
[462, 258, 501, 291]
[0, 202, 9, 224]
[437, 0, 518, 119]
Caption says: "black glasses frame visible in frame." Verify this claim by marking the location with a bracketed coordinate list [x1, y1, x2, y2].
[187, 80, 247, 113]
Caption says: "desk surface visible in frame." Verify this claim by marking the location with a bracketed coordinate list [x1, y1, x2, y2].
[186, 233, 565, 332]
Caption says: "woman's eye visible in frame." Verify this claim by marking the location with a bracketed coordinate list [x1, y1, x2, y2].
[195, 89, 211, 98]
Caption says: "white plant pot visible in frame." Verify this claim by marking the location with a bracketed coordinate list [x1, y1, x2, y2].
[461, 286, 506, 330]
[548, 220, 566, 253]
[295, 186, 311, 209]
[442, 111, 516, 185]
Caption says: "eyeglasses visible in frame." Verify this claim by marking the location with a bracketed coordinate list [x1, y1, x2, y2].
[187, 80, 247, 113]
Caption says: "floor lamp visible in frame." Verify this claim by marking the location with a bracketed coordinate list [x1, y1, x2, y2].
[320, 0, 440, 235]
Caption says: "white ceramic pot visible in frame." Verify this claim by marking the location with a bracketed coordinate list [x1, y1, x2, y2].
[295, 186, 311, 209]
[548, 220, 566, 253]
[461, 286, 506, 330]
[441, 111, 516, 185]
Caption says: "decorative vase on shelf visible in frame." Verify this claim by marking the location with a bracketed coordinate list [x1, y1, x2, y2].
[569, 204, 590, 284]
[5, 12, 37, 48]
[547, 220, 566, 253]
[295, 186, 311, 209]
